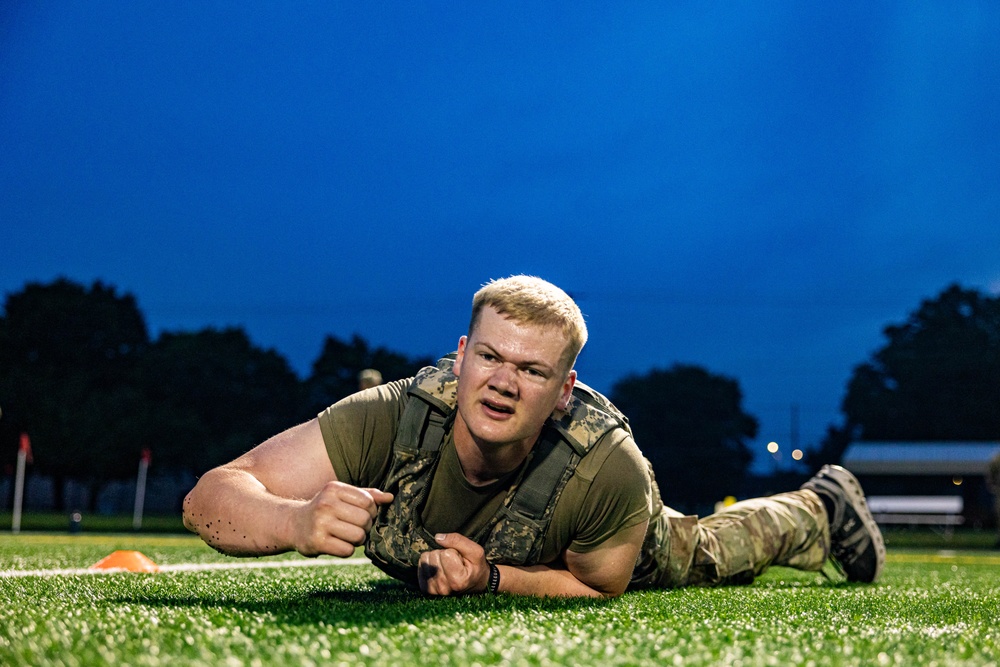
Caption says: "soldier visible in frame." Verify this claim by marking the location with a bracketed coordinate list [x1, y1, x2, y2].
[358, 368, 382, 391]
[184, 275, 884, 597]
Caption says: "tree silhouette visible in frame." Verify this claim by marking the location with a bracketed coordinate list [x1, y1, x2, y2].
[842, 284, 1000, 442]
[0, 278, 151, 509]
[304, 334, 433, 415]
[140, 328, 307, 476]
[611, 364, 757, 513]
[0, 278, 437, 510]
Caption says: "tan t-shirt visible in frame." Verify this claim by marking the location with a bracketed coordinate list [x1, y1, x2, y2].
[318, 377, 652, 564]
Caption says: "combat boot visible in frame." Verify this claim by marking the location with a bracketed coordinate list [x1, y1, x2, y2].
[802, 464, 886, 583]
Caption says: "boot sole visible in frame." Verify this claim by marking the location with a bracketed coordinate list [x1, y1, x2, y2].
[822, 465, 886, 582]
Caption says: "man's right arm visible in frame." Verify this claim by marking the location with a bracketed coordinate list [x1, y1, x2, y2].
[182, 418, 392, 557]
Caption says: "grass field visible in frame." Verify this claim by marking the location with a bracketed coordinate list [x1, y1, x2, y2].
[1, 532, 998, 666]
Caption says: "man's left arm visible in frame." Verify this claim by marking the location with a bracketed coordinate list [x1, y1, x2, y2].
[417, 519, 648, 598]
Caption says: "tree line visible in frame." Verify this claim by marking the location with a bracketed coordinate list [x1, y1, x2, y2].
[0, 278, 433, 511]
[809, 284, 1000, 466]
[2, 278, 999, 513]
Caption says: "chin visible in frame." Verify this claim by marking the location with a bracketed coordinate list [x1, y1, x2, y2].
[468, 420, 522, 447]
[470, 425, 512, 446]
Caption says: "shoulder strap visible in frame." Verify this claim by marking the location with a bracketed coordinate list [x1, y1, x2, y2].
[407, 355, 458, 412]
[505, 427, 575, 521]
[396, 354, 459, 454]
[548, 380, 631, 455]
[402, 355, 628, 520]
[507, 382, 628, 522]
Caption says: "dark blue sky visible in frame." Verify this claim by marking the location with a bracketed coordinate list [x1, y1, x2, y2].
[3, 3, 999, 475]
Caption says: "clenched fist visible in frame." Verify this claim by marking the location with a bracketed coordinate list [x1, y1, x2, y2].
[418, 532, 492, 596]
[291, 481, 393, 558]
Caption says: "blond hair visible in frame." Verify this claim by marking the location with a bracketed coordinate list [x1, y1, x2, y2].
[469, 275, 588, 370]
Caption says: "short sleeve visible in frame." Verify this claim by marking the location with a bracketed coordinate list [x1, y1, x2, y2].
[567, 433, 653, 553]
[317, 378, 410, 488]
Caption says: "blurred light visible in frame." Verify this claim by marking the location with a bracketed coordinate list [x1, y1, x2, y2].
[952, 476, 963, 486]
[791, 449, 803, 461]
[714, 495, 739, 513]
[767, 442, 779, 454]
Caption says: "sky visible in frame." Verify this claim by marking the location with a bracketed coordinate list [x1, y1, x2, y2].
[2, 3, 999, 475]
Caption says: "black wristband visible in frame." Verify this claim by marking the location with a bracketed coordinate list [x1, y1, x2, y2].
[487, 562, 501, 594]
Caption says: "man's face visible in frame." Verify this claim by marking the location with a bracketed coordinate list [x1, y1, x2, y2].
[452, 306, 576, 451]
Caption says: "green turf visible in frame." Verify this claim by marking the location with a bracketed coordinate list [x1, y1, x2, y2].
[1, 534, 998, 666]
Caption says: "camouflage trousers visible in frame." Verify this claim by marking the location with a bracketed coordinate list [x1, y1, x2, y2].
[631, 489, 830, 589]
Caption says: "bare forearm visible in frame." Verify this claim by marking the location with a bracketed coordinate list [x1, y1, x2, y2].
[183, 467, 303, 556]
[491, 526, 645, 599]
[421, 530, 640, 599]
[494, 563, 614, 599]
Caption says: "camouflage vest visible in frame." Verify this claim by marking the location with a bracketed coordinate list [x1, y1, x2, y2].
[365, 354, 631, 586]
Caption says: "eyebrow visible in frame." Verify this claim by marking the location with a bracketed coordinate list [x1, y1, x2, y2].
[473, 341, 556, 374]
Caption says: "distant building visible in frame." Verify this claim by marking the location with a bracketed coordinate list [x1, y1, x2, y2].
[842, 441, 1000, 527]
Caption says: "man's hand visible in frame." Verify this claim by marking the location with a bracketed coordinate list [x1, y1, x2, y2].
[291, 481, 393, 558]
[418, 533, 491, 596]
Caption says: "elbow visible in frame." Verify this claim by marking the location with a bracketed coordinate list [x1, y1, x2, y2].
[592, 579, 628, 600]
[181, 485, 200, 534]
[181, 469, 219, 536]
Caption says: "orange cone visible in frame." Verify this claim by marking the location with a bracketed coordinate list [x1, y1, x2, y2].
[90, 550, 160, 573]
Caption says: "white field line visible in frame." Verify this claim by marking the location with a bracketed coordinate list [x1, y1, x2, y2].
[0, 556, 371, 579]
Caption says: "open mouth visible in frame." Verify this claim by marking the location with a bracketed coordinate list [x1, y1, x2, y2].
[482, 399, 514, 415]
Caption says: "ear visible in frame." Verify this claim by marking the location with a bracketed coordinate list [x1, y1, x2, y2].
[556, 370, 577, 411]
[453, 336, 469, 377]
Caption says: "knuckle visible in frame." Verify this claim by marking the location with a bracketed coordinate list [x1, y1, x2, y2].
[331, 541, 355, 558]
[319, 480, 343, 497]
[346, 524, 368, 545]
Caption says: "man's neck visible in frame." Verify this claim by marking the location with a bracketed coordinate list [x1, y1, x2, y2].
[452, 419, 537, 487]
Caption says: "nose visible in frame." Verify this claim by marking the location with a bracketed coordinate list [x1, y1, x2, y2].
[488, 363, 518, 397]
